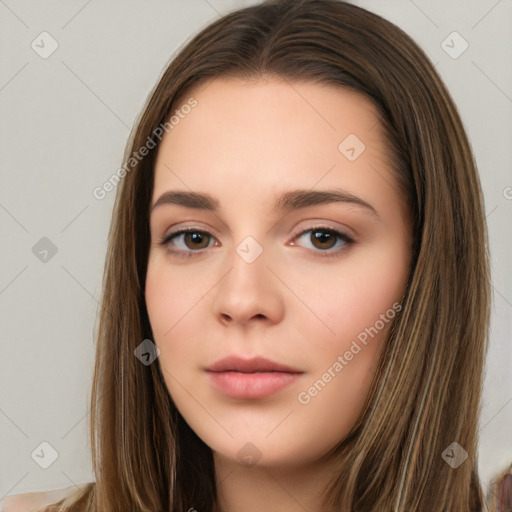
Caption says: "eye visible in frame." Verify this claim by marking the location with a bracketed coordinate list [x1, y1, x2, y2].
[291, 226, 353, 257]
[158, 225, 354, 259]
[159, 228, 217, 257]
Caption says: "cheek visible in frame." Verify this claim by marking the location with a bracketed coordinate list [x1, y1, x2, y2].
[290, 238, 408, 349]
[289, 238, 407, 425]
[145, 256, 208, 341]
[290, 281, 401, 458]
[144, 260, 199, 374]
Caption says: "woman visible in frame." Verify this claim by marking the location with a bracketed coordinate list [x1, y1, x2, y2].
[3, 0, 509, 510]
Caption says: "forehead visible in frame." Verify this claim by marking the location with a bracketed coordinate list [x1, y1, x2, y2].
[152, 76, 396, 211]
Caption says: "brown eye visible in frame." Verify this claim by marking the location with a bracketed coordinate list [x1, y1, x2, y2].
[293, 227, 354, 257]
[182, 231, 210, 249]
[310, 229, 338, 250]
[160, 229, 216, 256]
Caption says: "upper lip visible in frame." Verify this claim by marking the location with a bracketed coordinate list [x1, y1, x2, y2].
[206, 355, 302, 373]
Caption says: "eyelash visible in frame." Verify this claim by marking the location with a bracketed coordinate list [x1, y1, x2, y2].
[158, 225, 354, 259]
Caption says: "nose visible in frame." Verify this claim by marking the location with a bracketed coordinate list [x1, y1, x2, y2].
[211, 242, 285, 328]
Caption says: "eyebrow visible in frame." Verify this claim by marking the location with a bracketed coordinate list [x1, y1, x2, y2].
[151, 188, 380, 218]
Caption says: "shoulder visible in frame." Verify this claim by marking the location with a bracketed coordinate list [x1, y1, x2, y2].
[0, 485, 85, 512]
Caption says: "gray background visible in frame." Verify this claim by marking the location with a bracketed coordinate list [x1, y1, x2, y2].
[1, 0, 511, 502]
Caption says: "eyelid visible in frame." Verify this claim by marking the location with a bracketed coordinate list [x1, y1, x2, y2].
[158, 222, 355, 258]
[288, 225, 354, 258]
[289, 221, 355, 242]
[158, 226, 218, 252]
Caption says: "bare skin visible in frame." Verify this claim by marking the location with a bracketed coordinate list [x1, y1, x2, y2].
[146, 76, 412, 512]
[0, 485, 86, 511]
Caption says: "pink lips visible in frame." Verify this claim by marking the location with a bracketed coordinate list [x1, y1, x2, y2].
[205, 355, 303, 399]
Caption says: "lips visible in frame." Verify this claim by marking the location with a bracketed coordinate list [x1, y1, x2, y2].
[206, 355, 301, 373]
[205, 355, 304, 399]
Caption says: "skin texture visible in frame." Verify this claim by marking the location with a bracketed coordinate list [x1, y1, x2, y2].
[145, 76, 412, 512]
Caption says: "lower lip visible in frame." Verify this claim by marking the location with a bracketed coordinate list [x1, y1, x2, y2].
[206, 371, 302, 399]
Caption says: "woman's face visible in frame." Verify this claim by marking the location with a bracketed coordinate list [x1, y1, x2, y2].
[145, 76, 412, 468]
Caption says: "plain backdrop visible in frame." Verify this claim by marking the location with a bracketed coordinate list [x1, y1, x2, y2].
[1, 0, 511, 502]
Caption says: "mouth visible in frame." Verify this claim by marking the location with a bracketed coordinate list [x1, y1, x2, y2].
[205, 355, 304, 399]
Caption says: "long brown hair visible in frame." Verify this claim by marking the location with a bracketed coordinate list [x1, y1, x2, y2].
[43, 0, 500, 510]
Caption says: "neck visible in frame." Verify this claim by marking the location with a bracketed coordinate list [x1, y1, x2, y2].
[212, 452, 338, 512]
